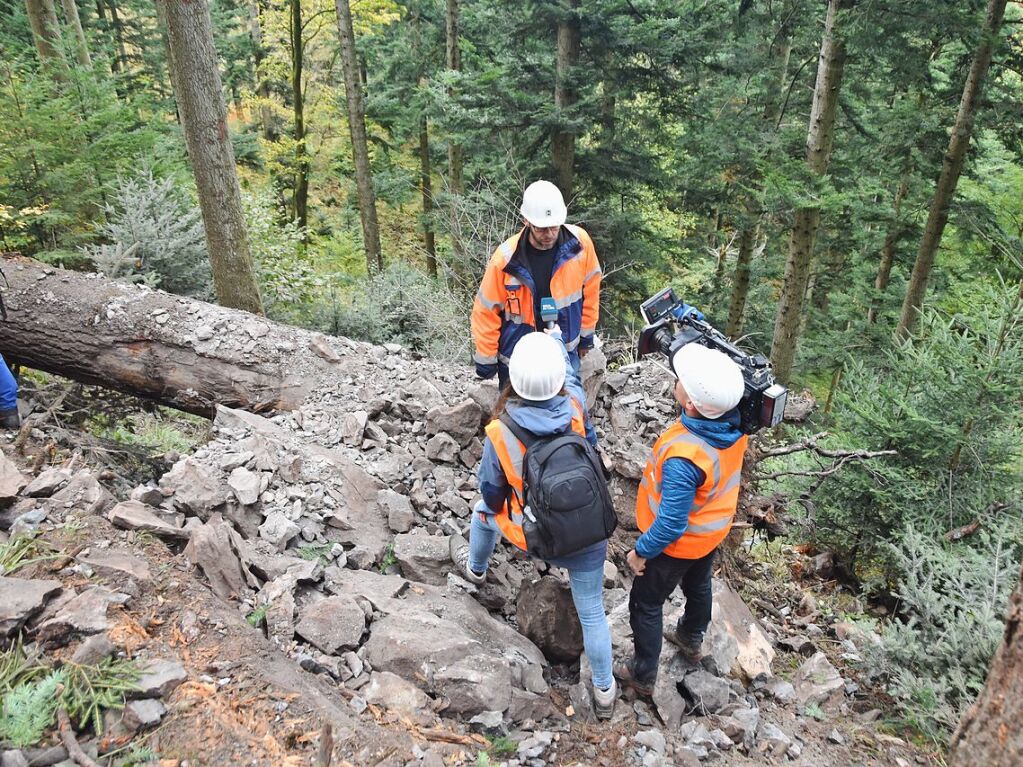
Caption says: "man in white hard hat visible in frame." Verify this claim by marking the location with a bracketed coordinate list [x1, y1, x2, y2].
[614, 343, 749, 696]
[471, 180, 601, 391]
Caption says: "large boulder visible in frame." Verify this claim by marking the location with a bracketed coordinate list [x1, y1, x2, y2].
[107, 501, 188, 539]
[0, 576, 61, 637]
[392, 530, 452, 586]
[160, 458, 227, 519]
[362, 671, 431, 718]
[793, 651, 844, 706]
[426, 399, 483, 447]
[294, 596, 366, 655]
[0, 450, 28, 501]
[515, 576, 583, 662]
[46, 470, 114, 516]
[184, 514, 259, 600]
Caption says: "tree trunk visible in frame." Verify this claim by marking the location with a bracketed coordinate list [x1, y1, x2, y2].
[445, 0, 462, 195]
[107, 0, 128, 74]
[769, 0, 853, 384]
[895, 0, 1008, 340]
[59, 0, 91, 67]
[25, 0, 68, 75]
[158, 0, 265, 315]
[291, 0, 308, 231]
[867, 175, 909, 324]
[551, 0, 580, 199]
[419, 116, 436, 276]
[725, 224, 755, 338]
[334, 0, 382, 273]
[949, 561, 1023, 766]
[248, 0, 276, 141]
[0, 258, 337, 417]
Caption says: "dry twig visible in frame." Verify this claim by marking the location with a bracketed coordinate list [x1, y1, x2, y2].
[56, 708, 100, 767]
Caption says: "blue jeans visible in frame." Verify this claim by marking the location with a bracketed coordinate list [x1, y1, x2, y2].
[628, 549, 716, 684]
[0, 354, 17, 411]
[468, 512, 613, 689]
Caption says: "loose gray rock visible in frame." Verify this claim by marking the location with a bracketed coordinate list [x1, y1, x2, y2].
[47, 470, 114, 515]
[294, 596, 366, 654]
[756, 722, 793, 757]
[123, 699, 167, 729]
[0, 576, 61, 637]
[77, 549, 151, 582]
[24, 468, 71, 498]
[681, 669, 733, 714]
[258, 512, 301, 552]
[341, 411, 369, 446]
[185, 515, 258, 600]
[392, 530, 452, 586]
[228, 467, 262, 506]
[36, 587, 130, 644]
[793, 651, 844, 706]
[425, 433, 460, 463]
[159, 458, 225, 519]
[362, 671, 431, 718]
[634, 729, 666, 754]
[107, 501, 187, 539]
[71, 634, 117, 665]
[133, 660, 188, 699]
[0, 451, 28, 500]
[426, 399, 483, 447]
[378, 489, 414, 533]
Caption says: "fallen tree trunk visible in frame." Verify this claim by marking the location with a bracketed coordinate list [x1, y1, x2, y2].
[0, 256, 357, 417]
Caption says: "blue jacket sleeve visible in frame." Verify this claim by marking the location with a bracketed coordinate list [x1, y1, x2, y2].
[634, 457, 705, 559]
[555, 333, 599, 448]
[477, 437, 509, 514]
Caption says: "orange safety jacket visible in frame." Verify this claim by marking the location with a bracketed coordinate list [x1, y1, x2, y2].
[471, 225, 601, 379]
[483, 399, 587, 551]
[635, 421, 748, 559]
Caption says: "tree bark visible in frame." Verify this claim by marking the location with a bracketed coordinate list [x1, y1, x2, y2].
[59, 0, 91, 67]
[895, 0, 1008, 340]
[291, 0, 308, 230]
[949, 561, 1023, 766]
[867, 175, 909, 324]
[769, 0, 853, 384]
[419, 116, 436, 276]
[726, 225, 755, 338]
[0, 258, 341, 417]
[106, 0, 128, 74]
[248, 1, 276, 140]
[25, 0, 68, 75]
[551, 0, 580, 199]
[445, 0, 462, 195]
[158, 0, 265, 315]
[334, 0, 382, 274]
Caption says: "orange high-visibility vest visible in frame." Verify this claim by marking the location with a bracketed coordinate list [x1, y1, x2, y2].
[483, 399, 587, 551]
[471, 225, 601, 369]
[635, 421, 748, 559]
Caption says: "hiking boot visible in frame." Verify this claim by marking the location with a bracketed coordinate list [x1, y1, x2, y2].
[613, 661, 654, 698]
[593, 678, 617, 720]
[664, 625, 703, 664]
[0, 408, 19, 429]
[448, 533, 486, 585]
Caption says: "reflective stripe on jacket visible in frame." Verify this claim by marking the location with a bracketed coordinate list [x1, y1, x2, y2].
[483, 398, 587, 551]
[635, 421, 748, 559]
[471, 224, 601, 374]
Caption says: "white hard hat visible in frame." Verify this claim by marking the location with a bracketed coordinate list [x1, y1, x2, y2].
[671, 344, 745, 419]
[509, 332, 566, 401]
[520, 180, 567, 227]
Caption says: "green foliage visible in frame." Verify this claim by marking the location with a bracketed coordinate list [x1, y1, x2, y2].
[866, 523, 1021, 743]
[0, 534, 59, 575]
[0, 671, 63, 747]
[87, 409, 208, 455]
[85, 170, 212, 296]
[486, 735, 517, 758]
[246, 604, 269, 628]
[378, 543, 396, 573]
[59, 658, 143, 735]
[296, 543, 333, 566]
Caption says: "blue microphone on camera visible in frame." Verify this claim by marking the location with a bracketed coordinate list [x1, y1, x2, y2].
[540, 297, 558, 329]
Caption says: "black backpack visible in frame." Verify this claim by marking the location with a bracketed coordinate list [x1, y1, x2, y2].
[499, 413, 617, 560]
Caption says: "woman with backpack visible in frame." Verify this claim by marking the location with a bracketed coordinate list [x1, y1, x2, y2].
[449, 329, 617, 719]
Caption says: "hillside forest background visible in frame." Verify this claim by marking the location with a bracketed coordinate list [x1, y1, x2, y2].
[1, 0, 1022, 747]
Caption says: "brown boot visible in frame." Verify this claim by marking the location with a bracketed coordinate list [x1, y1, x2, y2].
[0, 408, 19, 429]
[613, 661, 654, 697]
[664, 626, 703, 664]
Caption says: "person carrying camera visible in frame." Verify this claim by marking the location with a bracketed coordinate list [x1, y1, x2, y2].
[0, 353, 19, 429]
[449, 327, 617, 719]
[615, 343, 748, 696]
[471, 180, 601, 391]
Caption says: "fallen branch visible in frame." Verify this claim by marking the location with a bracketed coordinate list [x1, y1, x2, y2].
[56, 708, 101, 767]
[316, 723, 333, 767]
[14, 381, 75, 453]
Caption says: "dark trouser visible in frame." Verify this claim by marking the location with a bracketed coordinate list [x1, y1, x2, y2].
[628, 548, 716, 684]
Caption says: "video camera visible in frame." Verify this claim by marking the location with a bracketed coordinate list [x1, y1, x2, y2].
[637, 287, 787, 434]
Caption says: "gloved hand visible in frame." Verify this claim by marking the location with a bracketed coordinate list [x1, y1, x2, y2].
[475, 362, 498, 379]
